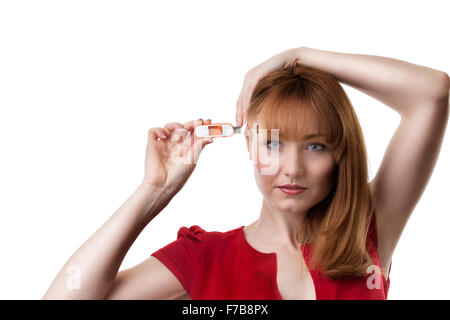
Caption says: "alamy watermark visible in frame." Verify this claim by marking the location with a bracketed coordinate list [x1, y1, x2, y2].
[169, 127, 281, 176]
[66, 264, 81, 290]
[366, 264, 382, 290]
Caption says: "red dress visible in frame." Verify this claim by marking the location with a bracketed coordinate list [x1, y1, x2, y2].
[151, 214, 391, 300]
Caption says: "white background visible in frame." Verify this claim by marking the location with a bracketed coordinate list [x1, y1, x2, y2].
[0, 0, 448, 299]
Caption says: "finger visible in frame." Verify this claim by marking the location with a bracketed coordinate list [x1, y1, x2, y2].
[158, 127, 172, 138]
[175, 118, 213, 166]
[183, 118, 204, 132]
[148, 127, 168, 141]
[163, 122, 189, 143]
[148, 128, 159, 143]
[186, 118, 212, 132]
[171, 127, 190, 143]
[243, 84, 253, 111]
[164, 122, 185, 133]
[190, 130, 213, 165]
[164, 122, 184, 130]
[177, 119, 211, 149]
[236, 96, 243, 127]
[182, 119, 205, 143]
[154, 127, 170, 140]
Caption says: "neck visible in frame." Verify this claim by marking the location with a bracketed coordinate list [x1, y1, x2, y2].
[253, 198, 307, 251]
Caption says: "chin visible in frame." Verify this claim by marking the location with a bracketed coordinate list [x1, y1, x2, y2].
[274, 200, 308, 213]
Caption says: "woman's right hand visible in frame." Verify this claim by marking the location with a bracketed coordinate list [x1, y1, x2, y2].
[142, 118, 214, 197]
[236, 48, 301, 127]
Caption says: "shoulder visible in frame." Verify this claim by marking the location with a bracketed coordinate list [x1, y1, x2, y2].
[176, 225, 206, 241]
[176, 225, 243, 243]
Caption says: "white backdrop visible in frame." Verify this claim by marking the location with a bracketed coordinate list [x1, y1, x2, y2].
[0, 0, 448, 299]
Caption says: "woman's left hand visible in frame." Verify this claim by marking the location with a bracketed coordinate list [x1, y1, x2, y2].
[235, 47, 301, 128]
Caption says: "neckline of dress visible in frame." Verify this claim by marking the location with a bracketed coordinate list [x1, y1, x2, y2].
[238, 225, 277, 256]
[237, 225, 317, 300]
[238, 225, 307, 255]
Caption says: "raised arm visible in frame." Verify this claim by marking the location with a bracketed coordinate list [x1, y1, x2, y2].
[298, 47, 449, 278]
[297, 47, 449, 115]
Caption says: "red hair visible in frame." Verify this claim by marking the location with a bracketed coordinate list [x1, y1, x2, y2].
[245, 62, 375, 279]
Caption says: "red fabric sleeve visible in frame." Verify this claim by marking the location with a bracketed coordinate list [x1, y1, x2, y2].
[150, 225, 205, 294]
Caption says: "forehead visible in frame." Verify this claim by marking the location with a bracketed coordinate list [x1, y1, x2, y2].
[250, 108, 326, 141]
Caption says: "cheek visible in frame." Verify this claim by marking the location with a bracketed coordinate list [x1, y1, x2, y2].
[252, 143, 278, 175]
[253, 163, 277, 196]
[253, 165, 275, 187]
[306, 156, 336, 187]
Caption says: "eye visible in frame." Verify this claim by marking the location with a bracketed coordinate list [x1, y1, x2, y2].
[265, 140, 280, 149]
[308, 142, 326, 151]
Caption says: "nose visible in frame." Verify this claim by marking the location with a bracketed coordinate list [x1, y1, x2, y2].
[282, 146, 304, 178]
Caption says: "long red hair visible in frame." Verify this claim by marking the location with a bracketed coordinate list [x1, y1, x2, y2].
[245, 61, 376, 279]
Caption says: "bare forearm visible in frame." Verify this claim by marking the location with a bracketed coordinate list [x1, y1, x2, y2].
[296, 46, 449, 116]
[42, 182, 172, 299]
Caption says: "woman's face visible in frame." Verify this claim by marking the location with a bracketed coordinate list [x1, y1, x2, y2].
[245, 113, 337, 214]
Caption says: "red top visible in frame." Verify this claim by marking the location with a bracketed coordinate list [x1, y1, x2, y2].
[151, 214, 391, 300]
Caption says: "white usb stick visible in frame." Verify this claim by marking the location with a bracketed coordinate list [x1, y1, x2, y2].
[194, 123, 241, 138]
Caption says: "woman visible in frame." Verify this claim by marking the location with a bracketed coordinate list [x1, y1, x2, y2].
[43, 47, 449, 300]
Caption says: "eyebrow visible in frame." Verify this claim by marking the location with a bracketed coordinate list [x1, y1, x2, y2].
[265, 133, 327, 142]
[301, 133, 326, 140]
[256, 127, 326, 140]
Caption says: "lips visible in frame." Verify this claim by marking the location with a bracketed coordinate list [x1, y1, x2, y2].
[278, 184, 306, 189]
[278, 186, 306, 195]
